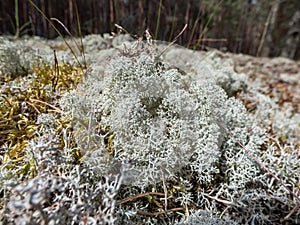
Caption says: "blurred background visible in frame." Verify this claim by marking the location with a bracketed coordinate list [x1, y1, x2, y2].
[0, 0, 299, 59]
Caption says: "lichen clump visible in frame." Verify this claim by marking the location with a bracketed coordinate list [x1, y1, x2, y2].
[58, 42, 268, 223]
[1, 37, 299, 225]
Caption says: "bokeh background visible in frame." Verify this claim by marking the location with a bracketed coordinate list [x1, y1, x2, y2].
[0, 0, 299, 59]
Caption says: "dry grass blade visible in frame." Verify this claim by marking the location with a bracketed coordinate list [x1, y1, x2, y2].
[29, 98, 63, 114]
[137, 207, 185, 216]
[157, 23, 187, 58]
[50, 18, 82, 56]
[115, 23, 129, 34]
[28, 0, 85, 71]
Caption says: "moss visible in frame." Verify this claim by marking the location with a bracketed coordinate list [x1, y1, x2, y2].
[0, 61, 84, 178]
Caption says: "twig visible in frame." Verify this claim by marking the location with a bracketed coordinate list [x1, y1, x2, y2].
[25, 100, 41, 114]
[202, 193, 236, 206]
[137, 207, 185, 216]
[161, 169, 168, 212]
[218, 121, 300, 202]
[53, 50, 59, 91]
[217, 120, 300, 220]
[117, 192, 165, 205]
[281, 202, 300, 222]
[29, 98, 63, 113]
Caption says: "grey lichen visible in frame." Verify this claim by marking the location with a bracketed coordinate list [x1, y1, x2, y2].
[1, 36, 298, 225]
[0, 37, 38, 79]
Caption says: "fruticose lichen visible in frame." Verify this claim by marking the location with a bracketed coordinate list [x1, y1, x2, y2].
[1, 36, 299, 225]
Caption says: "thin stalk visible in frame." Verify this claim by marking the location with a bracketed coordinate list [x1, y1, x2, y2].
[157, 24, 187, 58]
[168, 3, 177, 42]
[187, 16, 201, 49]
[28, 0, 84, 71]
[155, 0, 163, 40]
[14, 0, 19, 38]
[194, 0, 223, 51]
[257, 6, 273, 57]
[217, 120, 300, 204]
[75, 2, 86, 67]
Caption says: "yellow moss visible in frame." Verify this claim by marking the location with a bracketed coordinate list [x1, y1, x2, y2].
[0, 61, 85, 178]
[32, 62, 83, 94]
[106, 133, 115, 155]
